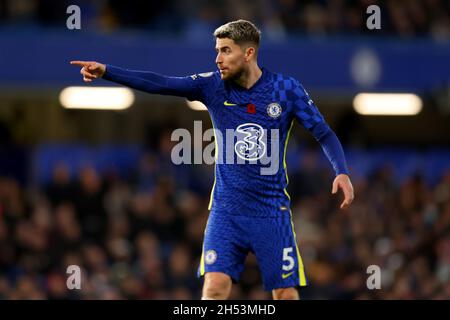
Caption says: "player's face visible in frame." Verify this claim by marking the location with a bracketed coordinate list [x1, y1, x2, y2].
[215, 38, 247, 81]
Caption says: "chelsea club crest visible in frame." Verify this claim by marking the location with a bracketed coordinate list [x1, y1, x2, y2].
[205, 250, 217, 265]
[267, 103, 282, 119]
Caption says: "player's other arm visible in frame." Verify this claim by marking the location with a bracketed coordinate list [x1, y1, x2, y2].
[312, 122, 354, 209]
[70, 61, 204, 101]
[293, 83, 354, 209]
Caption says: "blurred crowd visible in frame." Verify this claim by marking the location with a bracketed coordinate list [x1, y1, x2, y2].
[0, 130, 449, 300]
[0, 0, 449, 39]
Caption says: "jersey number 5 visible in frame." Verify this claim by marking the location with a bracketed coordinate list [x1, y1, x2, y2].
[282, 247, 295, 271]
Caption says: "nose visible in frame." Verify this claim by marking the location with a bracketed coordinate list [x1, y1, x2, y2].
[215, 52, 223, 65]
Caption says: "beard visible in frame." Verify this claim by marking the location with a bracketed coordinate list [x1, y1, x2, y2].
[222, 66, 245, 83]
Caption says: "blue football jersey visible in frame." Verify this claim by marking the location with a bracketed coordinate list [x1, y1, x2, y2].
[185, 68, 327, 217]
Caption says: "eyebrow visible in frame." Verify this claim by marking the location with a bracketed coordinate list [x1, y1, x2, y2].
[215, 46, 231, 52]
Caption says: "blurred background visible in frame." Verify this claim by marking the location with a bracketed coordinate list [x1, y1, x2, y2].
[0, 0, 449, 300]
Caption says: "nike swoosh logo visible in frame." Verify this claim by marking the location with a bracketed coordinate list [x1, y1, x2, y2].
[282, 272, 294, 279]
[224, 101, 237, 106]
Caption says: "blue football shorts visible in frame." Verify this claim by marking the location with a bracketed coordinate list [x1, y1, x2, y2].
[197, 209, 308, 291]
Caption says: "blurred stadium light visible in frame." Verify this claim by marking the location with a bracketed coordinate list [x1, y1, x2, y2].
[59, 86, 134, 110]
[353, 93, 423, 115]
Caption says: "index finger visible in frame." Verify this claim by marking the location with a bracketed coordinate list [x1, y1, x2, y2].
[70, 61, 90, 67]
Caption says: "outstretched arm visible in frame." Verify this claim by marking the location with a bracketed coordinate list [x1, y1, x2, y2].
[70, 61, 205, 101]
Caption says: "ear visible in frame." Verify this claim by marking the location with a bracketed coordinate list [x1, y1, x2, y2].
[245, 47, 256, 62]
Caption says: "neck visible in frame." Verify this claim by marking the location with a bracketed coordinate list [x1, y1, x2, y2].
[233, 63, 262, 89]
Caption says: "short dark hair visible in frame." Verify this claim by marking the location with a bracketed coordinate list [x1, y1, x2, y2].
[213, 20, 261, 48]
